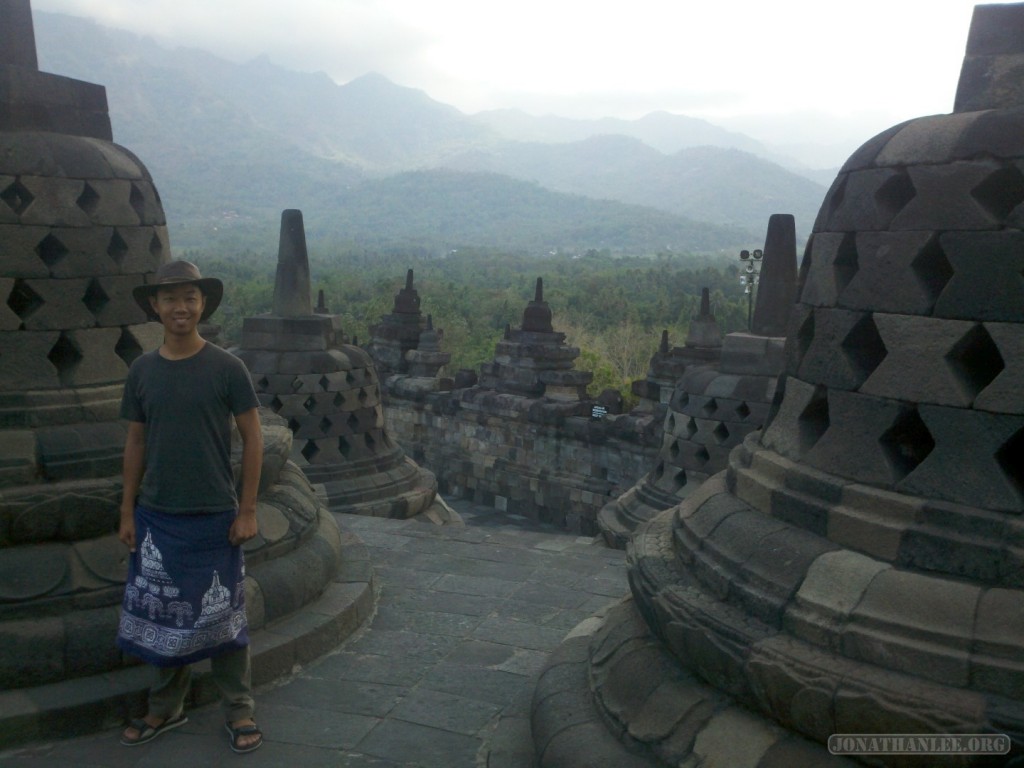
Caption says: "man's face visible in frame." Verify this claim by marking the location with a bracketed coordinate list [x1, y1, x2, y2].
[149, 283, 206, 335]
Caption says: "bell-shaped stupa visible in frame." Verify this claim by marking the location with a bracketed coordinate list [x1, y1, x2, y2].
[533, 5, 1024, 766]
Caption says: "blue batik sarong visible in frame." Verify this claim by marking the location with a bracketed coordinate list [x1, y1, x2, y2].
[117, 505, 249, 667]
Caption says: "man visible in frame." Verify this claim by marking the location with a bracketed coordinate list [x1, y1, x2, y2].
[117, 260, 264, 754]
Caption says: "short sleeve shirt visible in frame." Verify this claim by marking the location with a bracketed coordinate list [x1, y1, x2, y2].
[121, 343, 260, 513]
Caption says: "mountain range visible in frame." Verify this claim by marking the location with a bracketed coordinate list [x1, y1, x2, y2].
[33, 11, 831, 256]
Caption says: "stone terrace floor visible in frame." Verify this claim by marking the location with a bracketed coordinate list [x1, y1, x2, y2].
[0, 500, 629, 768]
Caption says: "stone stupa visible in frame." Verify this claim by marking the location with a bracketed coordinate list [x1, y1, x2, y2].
[233, 210, 439, 519]
[0, 6, 363, 746]
[533, 4, 1024, 766]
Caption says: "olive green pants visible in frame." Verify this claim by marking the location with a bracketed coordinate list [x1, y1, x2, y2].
[148, 644, 254, 723]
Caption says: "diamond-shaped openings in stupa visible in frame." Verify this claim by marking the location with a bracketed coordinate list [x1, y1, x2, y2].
[303, 395, 317, 413]
[673, 469, 687, 491]
[879, 407, 935, 481]
[875, 168, 917, 222]
[36, 233, 69, 269]
[702, 398, 719, 417]
[996, 427, 1024, 502]
[972, 163, 1024, 222]
[652, 462, 665, 483]
[669, 439, 681, 460]
[694, 445, 711, 466]
[712, 422, 730, 445]
[148, 231, 164, 259]
[7, 279, 43, 322]
[685, 417, 698, 440]
[318, 416, 332, 435]
[76, 182, 100, 217]
[797, 385, 830, 455]
[910, 235, 955, 310]
[946, 324, 1005, 401]
[338, 435, 352, 459]
[346, 412, 359, 431]
[301, 440, 319, 463]
[82, 278, 110, 318]
[47, 332, 82, 386]
[269, 395, 284, 413]
[107, 230, 129, 266]
[735, 402, 751, 420]
[833, 232, 859, 298]
[1, 179, 33, 215]
[841, 313, 888, 383]
[115, 327, 144, 366]
[666, 414, 676, 434]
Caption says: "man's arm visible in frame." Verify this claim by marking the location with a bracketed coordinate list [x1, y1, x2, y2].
[229, 407, 263, 546]
[119, 420, 146, 552]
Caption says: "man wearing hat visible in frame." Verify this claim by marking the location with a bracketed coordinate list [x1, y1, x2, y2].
[116, 260, 265, 754]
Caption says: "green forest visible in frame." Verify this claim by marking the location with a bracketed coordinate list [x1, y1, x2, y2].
[189, 244, 755, 406]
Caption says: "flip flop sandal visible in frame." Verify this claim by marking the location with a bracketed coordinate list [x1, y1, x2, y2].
[225, 722, 263, 754]
[119, 713, 188, 746]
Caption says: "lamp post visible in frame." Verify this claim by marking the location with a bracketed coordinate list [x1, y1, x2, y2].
[739, 248, 763, 331]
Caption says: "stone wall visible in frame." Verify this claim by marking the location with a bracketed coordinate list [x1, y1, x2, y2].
[383, 384, 659, 534]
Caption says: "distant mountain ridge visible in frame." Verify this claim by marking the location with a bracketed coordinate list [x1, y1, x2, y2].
[32, 10, 827, 254]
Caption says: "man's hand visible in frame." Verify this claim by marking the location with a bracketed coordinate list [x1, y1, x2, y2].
[229, 507, 259, 546]
[118, 505, 137, 552]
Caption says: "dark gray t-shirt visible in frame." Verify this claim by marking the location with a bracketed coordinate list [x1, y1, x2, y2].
[121, 343, 260, 513]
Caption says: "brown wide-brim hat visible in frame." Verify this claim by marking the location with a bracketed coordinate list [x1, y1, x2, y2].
[133, 260, 224, 322]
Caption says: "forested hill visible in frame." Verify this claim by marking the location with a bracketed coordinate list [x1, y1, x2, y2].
[33, 10, 827, 255]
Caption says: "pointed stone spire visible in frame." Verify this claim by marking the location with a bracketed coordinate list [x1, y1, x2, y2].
[750, 214, 797, 337]
[955, 3, 1024, 111]
[1, 0, 37, 69]
[272, 209, 312, 317]
[699, 286, 711, 317]
[315, 289, 329, 314]
[659, 330, 670, 355]
[392, 268, 421, 314]
[522, 277, 553, 332]
[685, 286, 723, 348]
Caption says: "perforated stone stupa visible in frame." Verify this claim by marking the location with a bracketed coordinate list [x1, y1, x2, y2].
[533, 5, 1024, 766]
[0, 8, 355, 745]
[233, 210, 438, 519]
[598, 214, 796, 549]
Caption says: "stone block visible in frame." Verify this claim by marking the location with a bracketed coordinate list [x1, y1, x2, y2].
[844, 568, 980, 686]
[971, 587, 1024, 698]
[690, 706, 780, 768]
[798, 232, 850, 308]
[63, 606, 121, 677]
[827, 482, 921, 562]
[0, 429, 37, 484]
[838, 121, 911, 174]
[935, 230, 1024, 322]
[784, 549, 890, 650]
[797, 308, 878, 392]
[839, 230, 944, 315]
[890, 160, 1006, 231]
[823, 168, 915, 232]
[860, 314, 979, 407]
[901, 405, 1024, 512]
[760, 376, 820, 461]
[0, 225, 56, 277]
[975, 322, 1024, 413]
[16, 278, 94, 330]
[0, 331, 61, 388]
[123, 322, 162, 355]
[0, 616, 65, 687]
[115, 226, 165, 274]
[88, 274, 149, 326]
[874, 112, 981, 166]
[63, 328, 128, 387]
[957, 106, 1024, 160]
[803, 390, 909, 487]
[17, 176, 92, 227]
[40, 227, 120, 278]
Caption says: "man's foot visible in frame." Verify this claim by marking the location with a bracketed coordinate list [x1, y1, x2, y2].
[119, 712, 187, 746]
[225, 719, 263, 754]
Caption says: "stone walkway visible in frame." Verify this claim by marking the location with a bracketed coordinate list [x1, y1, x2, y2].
[0, 501, 628, 768]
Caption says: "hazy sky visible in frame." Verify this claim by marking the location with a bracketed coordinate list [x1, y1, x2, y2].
[31, 0, 1002, 153]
